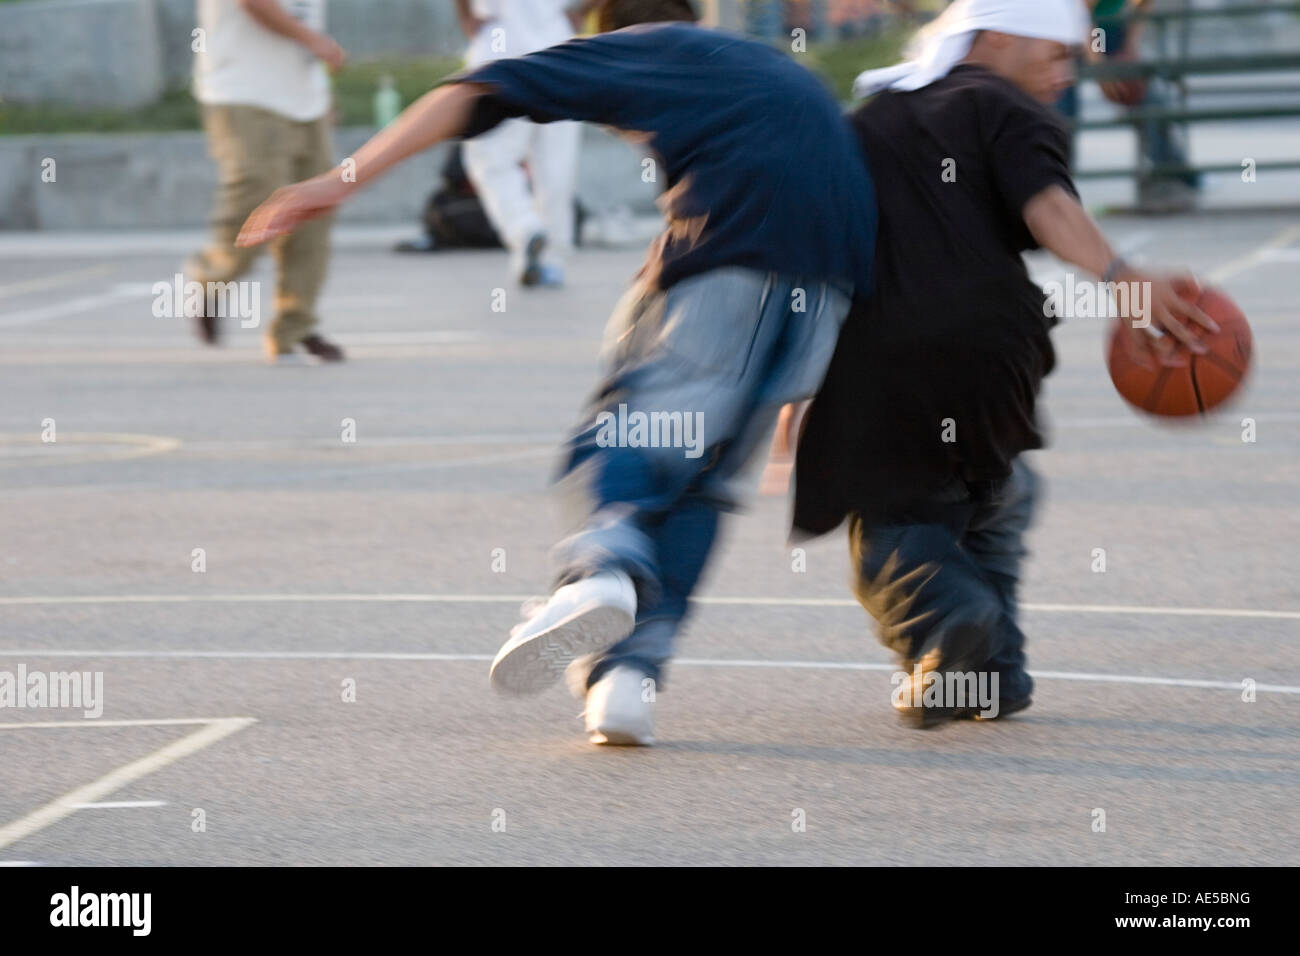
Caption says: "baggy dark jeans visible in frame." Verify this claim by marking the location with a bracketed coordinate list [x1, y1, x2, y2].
[848, 457, 1040, 702]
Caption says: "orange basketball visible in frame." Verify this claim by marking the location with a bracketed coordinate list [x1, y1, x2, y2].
[1106, 287, 1253, 417]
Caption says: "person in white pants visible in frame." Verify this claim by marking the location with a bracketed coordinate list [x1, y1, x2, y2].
[456, 0, 586, 287]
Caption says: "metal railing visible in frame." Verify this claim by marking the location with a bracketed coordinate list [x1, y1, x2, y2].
[1072, 1, 1300, 197]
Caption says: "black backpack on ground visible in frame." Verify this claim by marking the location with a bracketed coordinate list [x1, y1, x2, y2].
[416, 144, 586, 250]
[422, 145, 503, 248]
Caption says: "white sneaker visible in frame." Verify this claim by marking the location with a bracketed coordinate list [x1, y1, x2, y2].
[584, 665, 655, 746]
[489, 570, 637, 695]
[565, 652, 602, 700]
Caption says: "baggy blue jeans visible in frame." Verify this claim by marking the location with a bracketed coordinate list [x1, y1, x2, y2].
[552, 267, 852, 689]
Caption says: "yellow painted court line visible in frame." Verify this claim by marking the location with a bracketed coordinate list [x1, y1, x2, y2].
[0, 291, 132, 327]
[0, 264, 114, 300]
[1207, 225, 1300, 283]
[0, 717, 256, 851]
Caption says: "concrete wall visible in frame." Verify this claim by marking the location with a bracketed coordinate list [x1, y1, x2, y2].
[324, 0, 464, 63]
[156, 0, 466, 88]
[0, 125, 660, 230]
[0, 0, 466, 109]
[3, 0, 737, 111]
[156, 0, 205, 90]
[0, 0, 165, 110]
[3, 0, 1288, 110]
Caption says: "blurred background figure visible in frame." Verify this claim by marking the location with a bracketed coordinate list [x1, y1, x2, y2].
[185, 0, 347, 363]
[1057, 0, 1200, 210]
[454, 0, 595, 288]
[759, 0, 937, 40]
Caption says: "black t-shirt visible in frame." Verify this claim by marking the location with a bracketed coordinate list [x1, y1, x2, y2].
[457, 23, 877, 292]
[793, 65, 1075, 537]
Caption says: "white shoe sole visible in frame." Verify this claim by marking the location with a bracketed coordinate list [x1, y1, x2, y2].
[490, 603, 634, 695]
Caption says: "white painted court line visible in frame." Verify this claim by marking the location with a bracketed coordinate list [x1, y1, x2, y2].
[68, 801, 167, 810]
[0, 333, 489, 348]
[0, 716, 255, 852]
[0, 265, 114, 300]
[679, 658, 1298, 694]
[179, 433, 557, 451]
[0, 649, 1294, 695]
[0, 290, 136, 328]
[706, 597, 1300, 621]
[0, 649, 496, 663]
[1050, 412, 1300, 429]
[1021, 602, 1300, 620]
[0, 716, 232, 730]
[0, 432, 181, 467]
[2, 592, 1298, 621]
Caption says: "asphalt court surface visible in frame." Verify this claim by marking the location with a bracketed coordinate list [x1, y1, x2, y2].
[0, 211, 1297, 865]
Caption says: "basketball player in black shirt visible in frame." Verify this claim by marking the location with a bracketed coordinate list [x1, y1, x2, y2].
[786, 3, 1214, 727]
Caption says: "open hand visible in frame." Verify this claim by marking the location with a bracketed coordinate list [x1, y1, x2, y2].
[1114, 268, 1219, 367]
[236, 173, 352, 247]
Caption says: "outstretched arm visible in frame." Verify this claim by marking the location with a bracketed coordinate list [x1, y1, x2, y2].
[237, 82, 488, 246]
[1023, 185, 1216, 363]
[348, 82, 488, 186]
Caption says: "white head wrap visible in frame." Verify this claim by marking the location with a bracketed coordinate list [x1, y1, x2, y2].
[852, 0, 1091, 99]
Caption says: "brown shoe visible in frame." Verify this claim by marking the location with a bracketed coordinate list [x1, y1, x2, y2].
[299, 334, 345, 362]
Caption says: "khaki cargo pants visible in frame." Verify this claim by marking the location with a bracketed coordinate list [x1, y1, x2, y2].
[186, 104, 334, 352]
